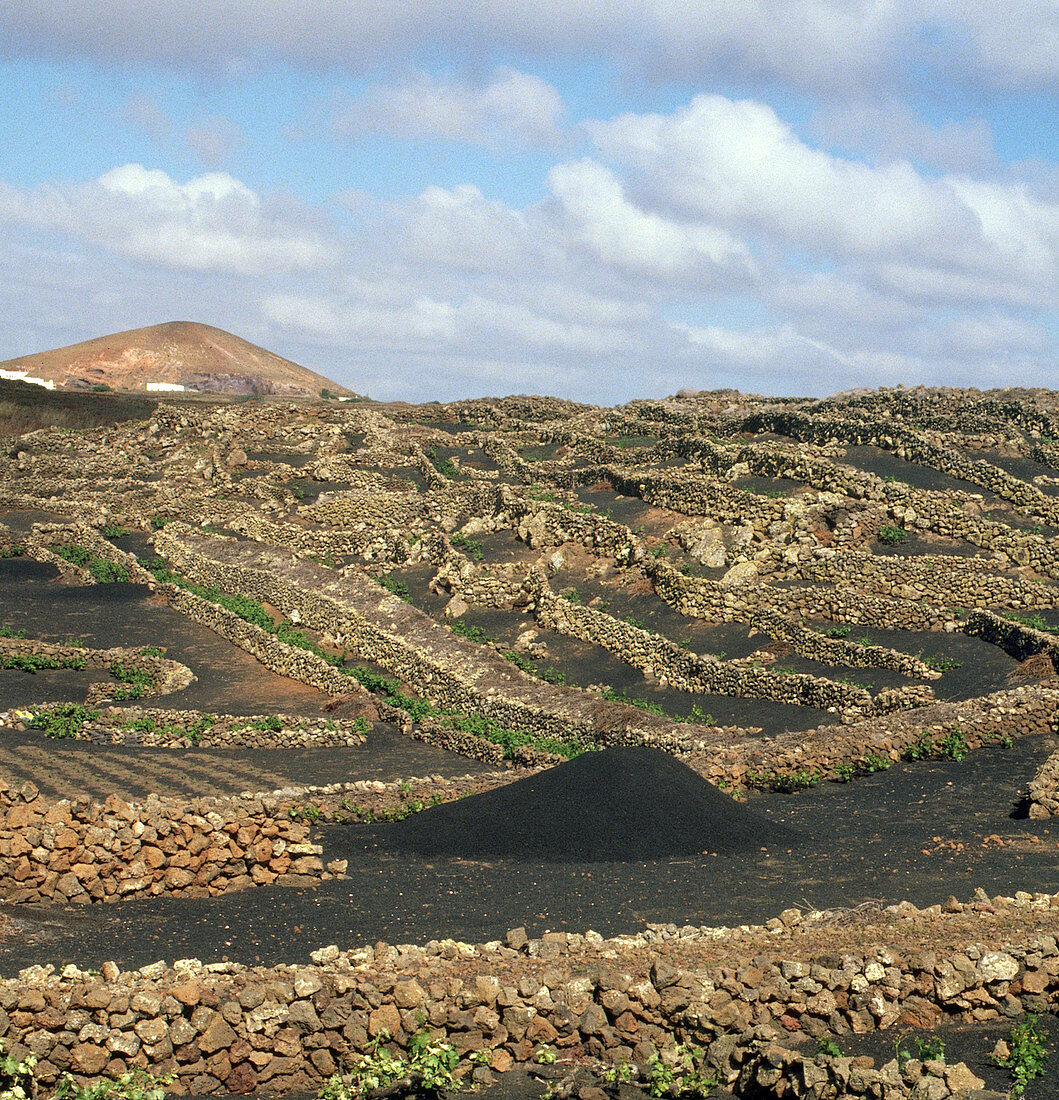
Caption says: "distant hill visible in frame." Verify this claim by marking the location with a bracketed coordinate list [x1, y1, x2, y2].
[0, 322, 352, 398]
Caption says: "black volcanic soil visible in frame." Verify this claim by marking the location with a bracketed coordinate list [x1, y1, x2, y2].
[1, 734, 1056, 974]
[0, 559, 334, 716]
[388, 747, 794, 861]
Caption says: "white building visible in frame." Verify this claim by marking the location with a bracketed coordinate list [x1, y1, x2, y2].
[0, 369, 56, 390]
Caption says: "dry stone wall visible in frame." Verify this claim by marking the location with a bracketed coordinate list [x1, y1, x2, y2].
[796, 548, 1059, 611]
[687, 683, 1059, 790]
[2, 892, 1058, 1096]
[0, 781, 335, 905]
[0, 637, 193, 702]
[153, 525, 711, 747]
[6, 705, 368, 750]
[162, 585, 372, 699]
[530, 570, 932, 720]
[648, 559, 956, 632]
[1028, 749, 1059, 818]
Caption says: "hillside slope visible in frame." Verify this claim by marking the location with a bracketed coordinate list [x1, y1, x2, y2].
[0, 321, 351, 397]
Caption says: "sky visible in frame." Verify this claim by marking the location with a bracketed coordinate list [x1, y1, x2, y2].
[2, 3, 1059, 404]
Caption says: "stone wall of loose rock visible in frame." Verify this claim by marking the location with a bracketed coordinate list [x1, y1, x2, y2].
[530, 570, 932, 720]
[733, 1030, 990, 1099]
[223, 511, 413, 566]
[796, 548, 1059, 611]
[160, 584, 372, 701]
[1028, 748, 1059, 818]
[964, 609, 1059, 669]
[687, 683, 1059, 790]
[746, 607, 938, 680]
[0, 781, 337, 905]
[432, 553, 535, 610]
[6, 705, 369, 750]
[740, 409, 1059, 572]
[602, 468, 785, 531]
[497, 489, 645, 565]
[0, 637, 193, 703]
[2, 891, 1058, 1096]
[648, 558, 957, 633]
[152, 525, 719, 749]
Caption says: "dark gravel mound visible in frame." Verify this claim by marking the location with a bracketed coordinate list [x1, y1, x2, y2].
[385, 746, 796, 862]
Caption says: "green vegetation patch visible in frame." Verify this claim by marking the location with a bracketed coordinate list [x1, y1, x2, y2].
[0, 651, 85, 673]
[28, 703, 100, 738]
[51, 544, 131, 583]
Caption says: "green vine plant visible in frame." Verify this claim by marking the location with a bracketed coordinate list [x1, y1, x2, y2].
[644, 1044, 719, 1097]
[994, 1014, 1048, 1097]
[320, 1029, 460, 1099]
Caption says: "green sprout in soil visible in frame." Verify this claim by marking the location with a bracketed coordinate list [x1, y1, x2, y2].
[28, 704, 99, 738]
[51, 545, 130, 583]
[55, 1066, 172, 1100]
[876, 524, 907, 546]
[903, 726, 968, 763]
[644, 1044, 718, 1098]
[449, 532, 484, 560]
[994, 1013, 1048, 1096]
[745, 766, 821, 793]
[1004, 611, 1058, 634]
[378, 573, 411, 600]
[919, 652, 962, 672]
[426, 449, 458, 479]
[320, 1029, 460, 1100]
[108, 663, 155, 700]
[0, 651, 86, 673]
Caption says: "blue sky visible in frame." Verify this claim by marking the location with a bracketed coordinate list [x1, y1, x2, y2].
[2, 2, 1059, 402]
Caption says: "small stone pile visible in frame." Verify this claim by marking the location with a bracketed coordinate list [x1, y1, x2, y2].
[0, 781, 340, 904]
[1028, 747, 1059, 817]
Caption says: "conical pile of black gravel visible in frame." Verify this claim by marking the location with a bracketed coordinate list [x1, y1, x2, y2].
[386, 746, 796, 861]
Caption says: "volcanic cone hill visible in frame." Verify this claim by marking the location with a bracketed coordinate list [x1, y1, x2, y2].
[383, 747, 797, 862]
[0, 321, 352, 397]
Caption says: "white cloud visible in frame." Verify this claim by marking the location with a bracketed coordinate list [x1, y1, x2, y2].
[7, 2, 1059, 96]
[392, 183, 558, 275]
[588, 95, 978, 262]
[332, 69, 565, 150]
[546, 158, 754, 282]
[0, 164, 336, 276]
[262, 290, 632, 358]
[810, 100, 996, 173]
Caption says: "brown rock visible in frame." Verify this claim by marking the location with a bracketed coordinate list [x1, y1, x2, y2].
[198, 1013, 238, 1054]
[393, 979, 426, 1009]
[226, 1061, 257, 1094]
[172, 982, 203, 1007]
[72, 1044, 109, 1074]
[897, 998, 942, 1029]
[369, 1003, 402, 1038]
